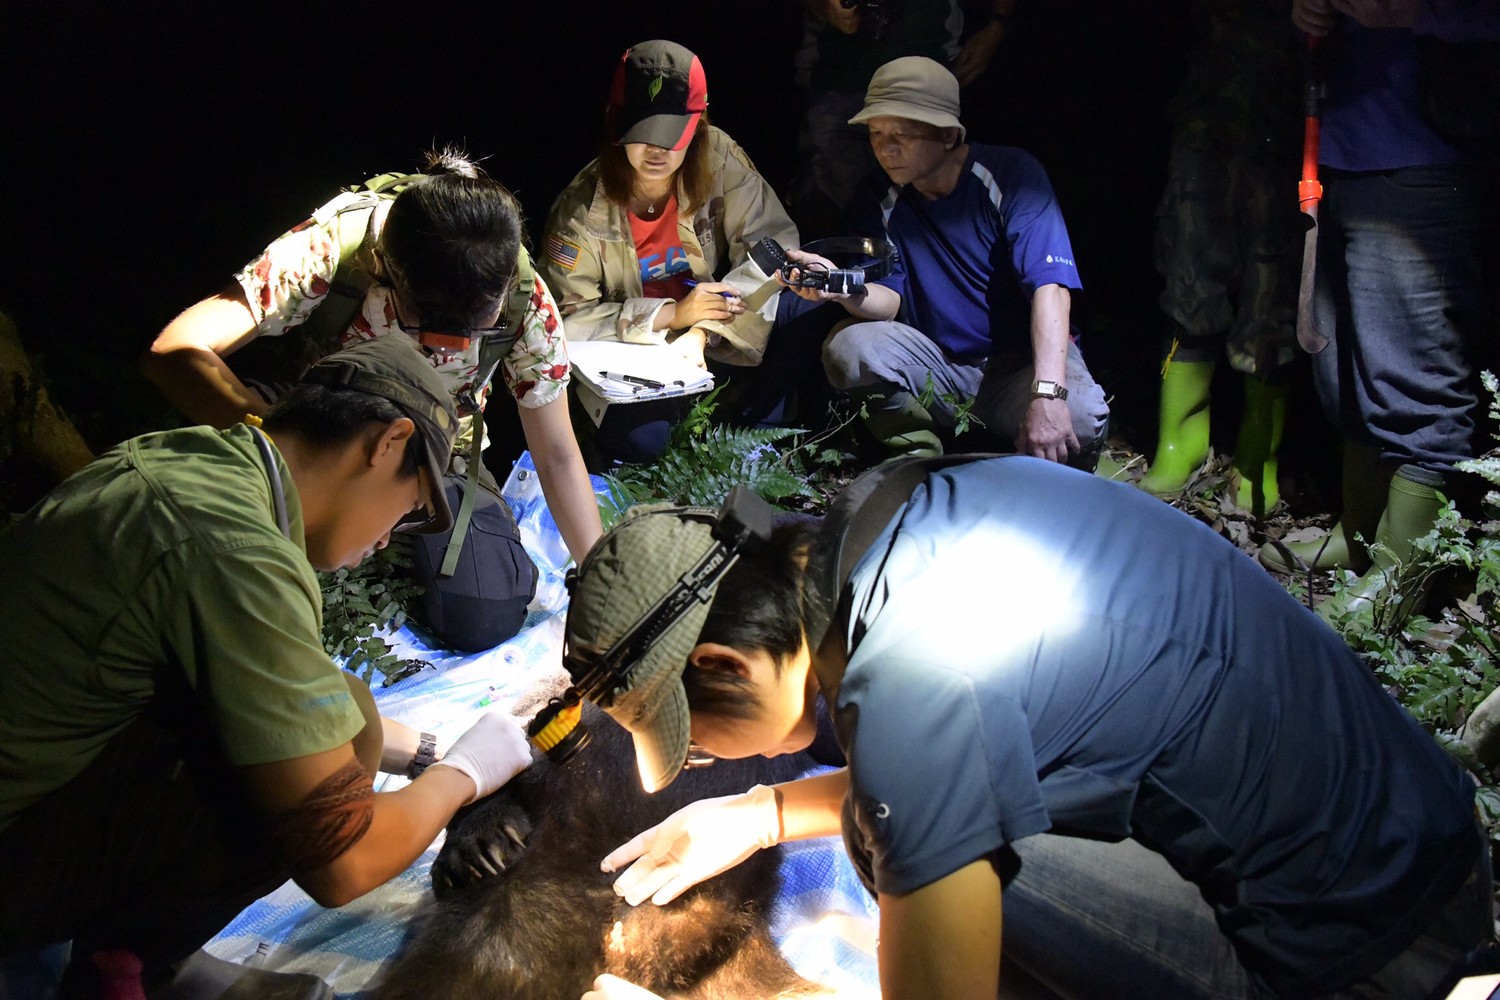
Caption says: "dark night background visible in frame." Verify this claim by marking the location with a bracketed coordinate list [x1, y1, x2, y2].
[6, 2, 1288, 493]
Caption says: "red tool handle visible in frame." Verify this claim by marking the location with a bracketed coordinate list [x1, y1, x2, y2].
[1299, 35, 1325, 215]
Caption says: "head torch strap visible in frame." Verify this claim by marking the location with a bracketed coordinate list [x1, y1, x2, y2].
[577, 527, 737, 701]
[800, 236, 898, 280]
[575, 484, 774, 702]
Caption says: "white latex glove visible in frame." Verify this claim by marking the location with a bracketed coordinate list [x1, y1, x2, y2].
[581, 974, 664, 1000]
[602, 784, 780, 906]
[429, 712, 532, 803]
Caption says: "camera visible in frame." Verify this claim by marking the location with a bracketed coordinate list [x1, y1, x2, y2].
[749, 236, 897, 297]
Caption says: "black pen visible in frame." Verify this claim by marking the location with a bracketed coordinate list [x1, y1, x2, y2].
[601, 371, 668, 390]
[682, 279, 739, 300]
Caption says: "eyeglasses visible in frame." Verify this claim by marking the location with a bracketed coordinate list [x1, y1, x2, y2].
[394, 463, 438, 533]
[386, 288, 511, 342]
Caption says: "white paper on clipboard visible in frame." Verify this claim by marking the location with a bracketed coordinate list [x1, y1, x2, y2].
[566, 340, 714, 426]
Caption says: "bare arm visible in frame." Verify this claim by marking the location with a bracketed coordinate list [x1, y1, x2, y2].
[1293, 0, 1338, 34]
[877, 859, 1003, 999]
[378, 715, 424, 775]
[517, 392, 604, 563]
[142, 286, 268, 428]
[952, 0, 1016, 86]
[242, 743, 477, 908]
[602, 768, 850, 906]
[1016, 283, 1079, 463]
[774, 767, 849, 841]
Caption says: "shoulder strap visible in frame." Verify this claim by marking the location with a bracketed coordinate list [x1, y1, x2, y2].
[438, 245, 540, 578]
[819, 454, 997, 599]
[295, 174, 421, 355]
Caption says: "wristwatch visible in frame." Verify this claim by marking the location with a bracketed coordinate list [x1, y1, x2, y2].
[407, 731, 438, 780]
[1031, 379, 1069, 401]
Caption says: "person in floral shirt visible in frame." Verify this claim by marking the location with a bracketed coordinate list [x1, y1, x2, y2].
[145, 150, 602, 652]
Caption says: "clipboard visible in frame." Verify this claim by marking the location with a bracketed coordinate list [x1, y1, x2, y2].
[566, 340, 714, 426]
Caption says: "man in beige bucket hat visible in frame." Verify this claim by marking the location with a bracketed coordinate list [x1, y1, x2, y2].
[782, 55, 1111, 470]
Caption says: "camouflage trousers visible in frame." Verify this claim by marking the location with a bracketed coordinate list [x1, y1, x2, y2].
[1153, 134, 1301, 377]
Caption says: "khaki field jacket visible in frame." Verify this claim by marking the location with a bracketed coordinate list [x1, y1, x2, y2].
[540, 127, 799, 367]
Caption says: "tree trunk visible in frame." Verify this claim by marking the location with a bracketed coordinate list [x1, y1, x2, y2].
[0, 310, 95, 486]
[1463, 682, 1500, 769]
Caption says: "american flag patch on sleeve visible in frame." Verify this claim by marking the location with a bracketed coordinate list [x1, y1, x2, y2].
[546, 235, 581, 271]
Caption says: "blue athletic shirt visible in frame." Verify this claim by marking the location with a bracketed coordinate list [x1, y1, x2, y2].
[854, 144, 1082, 363]
[830, 457, 1479, 995]
[1320, 22, 1464, 172]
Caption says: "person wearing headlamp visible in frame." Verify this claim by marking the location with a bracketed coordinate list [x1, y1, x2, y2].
[145, 149, 603, 654]
[564, 456, 1488, 1000]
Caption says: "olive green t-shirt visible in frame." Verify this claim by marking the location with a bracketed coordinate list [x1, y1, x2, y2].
[0, 424, 366, 832]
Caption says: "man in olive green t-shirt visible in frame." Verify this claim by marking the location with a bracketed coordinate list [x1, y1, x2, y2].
[0, 337, 534, 999]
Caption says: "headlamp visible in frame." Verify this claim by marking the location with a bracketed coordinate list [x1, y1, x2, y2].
[748, 236, 898, 297]
[525, 485, 776, 764]
[414, 324, 513, 354]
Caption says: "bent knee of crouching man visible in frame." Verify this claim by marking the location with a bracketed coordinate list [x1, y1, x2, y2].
[822, 320, 940, 391]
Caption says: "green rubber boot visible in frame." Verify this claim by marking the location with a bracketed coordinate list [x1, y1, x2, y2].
[1138, 359, 1214, 496]
[1229, 375, 1287, 517]
[1258, 443, 1390, 574]
[863, 389, 943, 459]
[1317, 471, 1445, 625]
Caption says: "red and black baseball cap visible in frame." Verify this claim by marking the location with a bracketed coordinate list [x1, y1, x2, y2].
[608, 40, 708, 151]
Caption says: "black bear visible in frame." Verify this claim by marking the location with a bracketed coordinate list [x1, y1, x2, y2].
[369, 701, 829, 999]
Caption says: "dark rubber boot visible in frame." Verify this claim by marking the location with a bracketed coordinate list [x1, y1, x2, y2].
[862, 389, 943, 459]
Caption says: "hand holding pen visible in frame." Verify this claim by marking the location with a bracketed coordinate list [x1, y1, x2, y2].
[666, 280, 744, 331]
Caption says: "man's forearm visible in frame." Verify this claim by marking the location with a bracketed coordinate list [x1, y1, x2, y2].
[1029, 284, 1072, 384]
[840, 283, 901, 322]
[296, 765, 474, 908]
[378, 716, 424, 775]
[773, 768, 849, 842]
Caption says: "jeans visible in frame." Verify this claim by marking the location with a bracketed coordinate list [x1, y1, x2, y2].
[0, 674, 381, 995]
[1000, 832, 1492, 999]
[586, 292, 843, 466]
[1310, 165, 1493, 479]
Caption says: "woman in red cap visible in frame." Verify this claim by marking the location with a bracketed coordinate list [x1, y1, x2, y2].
[541, 40, 838, 465]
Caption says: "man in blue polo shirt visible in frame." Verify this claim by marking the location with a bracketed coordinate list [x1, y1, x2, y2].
[781, 56, 1110, 465]
[573, 456, 1490, 998]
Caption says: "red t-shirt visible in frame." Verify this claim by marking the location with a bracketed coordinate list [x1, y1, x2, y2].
[630, 195, 694, 302]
